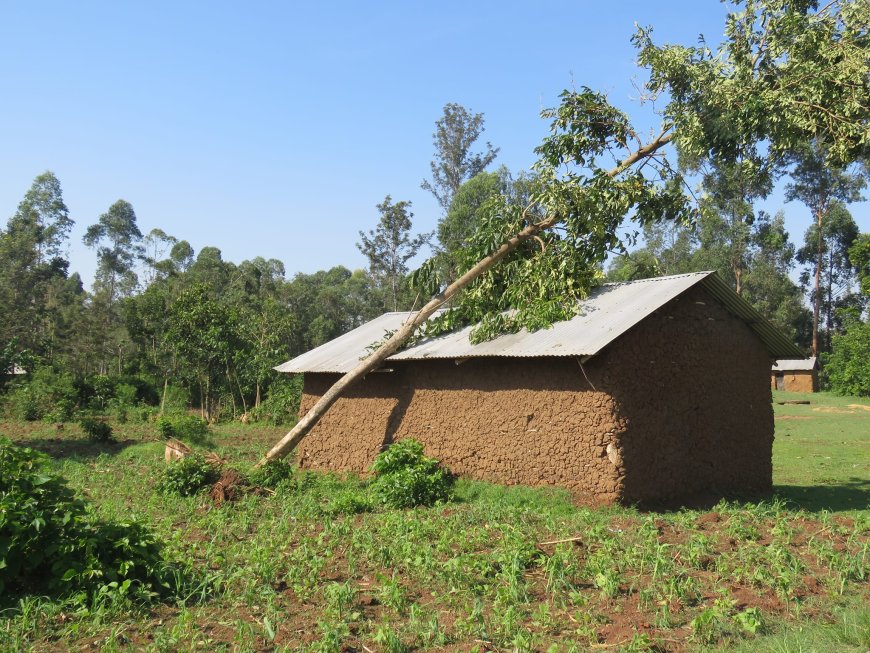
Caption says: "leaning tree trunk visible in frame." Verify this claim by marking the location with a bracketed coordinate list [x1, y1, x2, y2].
[812, 204, 824, 357]
[826, 245, 834, 352]
[160, 376, 169, 414]
[258, 133, 673, 466]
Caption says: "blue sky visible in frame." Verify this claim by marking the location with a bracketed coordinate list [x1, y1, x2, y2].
[1, 1, 866, 287]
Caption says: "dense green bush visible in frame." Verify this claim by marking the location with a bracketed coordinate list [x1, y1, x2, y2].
[158, 384, 191, 414]
[326, 489, 373, 516]
[79, 417, 114, 443]
[158, 455, 220, 496]
[156, 414, 211, 444]
[43, 397, 77, 423]
[89, 374, 115, 410]
[109, 382, 140, 423]
[370, 439, 453, 509]
[81, 374, 160, 411]
[0, 438, 170, 602]
[248, 375, 303, 425]
[247, 458, 295, 489]
[826, 319, 870, 397]
[2, 367, 78, 421]
[3, 385, 40, 421]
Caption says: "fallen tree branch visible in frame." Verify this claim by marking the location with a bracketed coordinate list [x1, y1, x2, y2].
[258, 132, 673, 466]
[537, 535, 586, 546]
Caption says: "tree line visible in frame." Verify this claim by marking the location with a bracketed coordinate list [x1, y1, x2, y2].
[2, 1, 869, 420]
[0, 103, 502, 418]
[0, 173, 383, 420]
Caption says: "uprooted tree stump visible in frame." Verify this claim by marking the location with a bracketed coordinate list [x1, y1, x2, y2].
[210, 469, 246, 506]
[164, 438, 191, 462]
[164, 438, 227, 465]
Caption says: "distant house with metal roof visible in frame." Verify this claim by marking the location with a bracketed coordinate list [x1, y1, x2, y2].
[771, 357, 818, 393]
[277, 271, 803, 506]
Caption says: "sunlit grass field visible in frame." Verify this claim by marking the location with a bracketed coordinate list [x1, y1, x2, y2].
[1, 391, 867, 652]
[772, 390, 869, 515]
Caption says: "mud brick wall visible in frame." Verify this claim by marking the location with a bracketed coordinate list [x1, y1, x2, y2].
[606, 285, 774, 504]
[296, 285, 774, 505]
[297, 358, 626, 502]
[771, 371, 817, 393]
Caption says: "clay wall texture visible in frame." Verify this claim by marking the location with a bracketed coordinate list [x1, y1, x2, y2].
[296, 285, 774, 505]
[771, 371, 818, 393]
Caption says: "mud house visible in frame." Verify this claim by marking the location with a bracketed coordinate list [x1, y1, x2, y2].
[771, 357, 818, 393]
[276, 272, 804, 505]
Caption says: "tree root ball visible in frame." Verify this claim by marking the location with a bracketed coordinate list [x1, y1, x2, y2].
[210, 468, 247, 505]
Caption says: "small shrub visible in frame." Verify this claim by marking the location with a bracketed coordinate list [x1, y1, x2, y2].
[826, 318, 870, 396]
[370, 439, 453, 509]
[0, 438, 171, 601]
[42, 397, 77, 423]
[89, 374, 115, 409]
[79, 417, 114, 443]
[3, 367, 78, 421]
[114, 382, 138, 406]
[135, 405, 159, 423]
[156, 415, 173, 438]
[248, 375, 303, 425]
[734, 606, 766, 635]
[248, 458, 294, 489]
[109, 386, 138, 425]
[326, 490, 373, 516]
[5, 387, 40, 421]
[156, 414, 210, 445]
[158, 455, 219, 496]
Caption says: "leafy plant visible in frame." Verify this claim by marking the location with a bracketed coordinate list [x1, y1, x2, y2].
[247, 458, 294, 489]
[0, 438, 170, 602]
[690, 606, 729, 645]
[326, 489, 373, 516]
[158, 455, 219, 496]
[79, 417, 114, 443]
[372, 625, 409, 653]
[826, 318, 870, 397]
[734, 606, 766, 635]
[2, 367, 78, 421]
[156, 414, 211, 445]
[109, 386, 136, 423]
[42, 398, 76, 424]
[370, 439, 453, 509]
[248, 375, 303, 425]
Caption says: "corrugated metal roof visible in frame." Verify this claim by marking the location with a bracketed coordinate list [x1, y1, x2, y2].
[772, 357, 817, 371]
[391, 272, 707, 362]
[275, 271, 804, 374]
[274, 312, 416, 375]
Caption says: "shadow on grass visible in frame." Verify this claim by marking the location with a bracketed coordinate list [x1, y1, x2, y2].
[13, 438, 144, 460]
[775, 477, 870, 512]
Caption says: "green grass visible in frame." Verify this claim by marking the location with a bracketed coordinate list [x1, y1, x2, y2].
[772, 390, 869, 515]
[0, 392, 867, 652]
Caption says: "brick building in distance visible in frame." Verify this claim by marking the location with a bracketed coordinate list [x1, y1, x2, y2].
[771, 357, 818, 393]
[276, 272, 803, 506]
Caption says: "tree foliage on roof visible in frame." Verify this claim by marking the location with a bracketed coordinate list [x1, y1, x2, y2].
[411, 0, 869, 346]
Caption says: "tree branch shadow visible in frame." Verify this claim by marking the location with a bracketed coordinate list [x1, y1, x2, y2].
[12, 438, 142, 460]
[774, 477, 870, 513]
[379, 384, 414, 453]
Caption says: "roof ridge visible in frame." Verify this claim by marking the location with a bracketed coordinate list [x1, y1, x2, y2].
[601, 271, 713, 288]
[276, 270, 802, 374]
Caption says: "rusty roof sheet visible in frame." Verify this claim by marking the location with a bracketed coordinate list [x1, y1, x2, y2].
[275, 271, 804, 374]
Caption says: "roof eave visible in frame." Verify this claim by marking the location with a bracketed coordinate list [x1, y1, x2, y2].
[699, 273, 805, 359]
